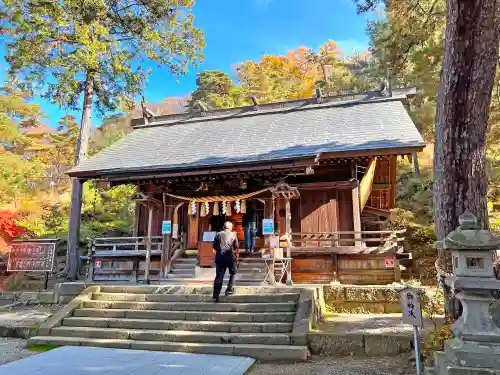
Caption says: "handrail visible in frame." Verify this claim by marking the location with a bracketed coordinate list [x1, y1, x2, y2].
[94, 236, 163, 241]
[290, 230, 406, 235]
[285, 230, 405, 250]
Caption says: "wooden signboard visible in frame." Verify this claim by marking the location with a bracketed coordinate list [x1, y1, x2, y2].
[7, 242, 56, 272]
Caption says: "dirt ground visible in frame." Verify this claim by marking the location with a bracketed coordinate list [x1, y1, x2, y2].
[246, 355, 414, 375]
[316, 312, 444, 335]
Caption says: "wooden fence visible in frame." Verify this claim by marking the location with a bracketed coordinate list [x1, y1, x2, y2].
[284, 230, 408, 285]
[87, 236, 164, 282]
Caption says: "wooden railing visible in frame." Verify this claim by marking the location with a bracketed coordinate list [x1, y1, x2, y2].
[85, 235, 187, 283]
[92, 236, 164, 254]
[285, 229, 406, 253]
[284, 229, 408, 284]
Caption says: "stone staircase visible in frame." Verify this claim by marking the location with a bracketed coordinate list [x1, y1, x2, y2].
[29, 285, 309, 361]
[166, 255, 278, 285]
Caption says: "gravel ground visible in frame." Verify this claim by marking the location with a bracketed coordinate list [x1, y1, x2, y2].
[246, 355, 414, 375]
[0, 338, 34, 365]
[0, 342, 415, 374]
[0, 304, 62, 327]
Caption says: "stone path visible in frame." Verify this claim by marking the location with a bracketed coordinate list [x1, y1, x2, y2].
[0, 338, 32, 365]
[0, 346, 256, 375]
[317, 313, 444, 335]
[0, 305, 61, 327]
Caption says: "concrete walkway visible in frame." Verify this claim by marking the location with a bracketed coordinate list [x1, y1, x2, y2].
[0, 346, 256, 375]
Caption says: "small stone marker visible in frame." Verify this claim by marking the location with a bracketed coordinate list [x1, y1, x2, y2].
[399, 286, 423, 375]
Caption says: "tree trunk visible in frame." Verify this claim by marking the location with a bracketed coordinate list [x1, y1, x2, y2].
[433, 0, 500, 318]
[65, 73, 94, 281]
[412, 152, 421, 177]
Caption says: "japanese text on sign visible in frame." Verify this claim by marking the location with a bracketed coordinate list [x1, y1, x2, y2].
[7, 243, 56, 272]
[399, 287, 423, 327]
[161, 220, 172, 235]
[262, 219, 274, 235]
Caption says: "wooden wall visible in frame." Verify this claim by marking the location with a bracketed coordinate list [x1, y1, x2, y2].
[368, 156, 397, 210]
[292, 253, 397, 285]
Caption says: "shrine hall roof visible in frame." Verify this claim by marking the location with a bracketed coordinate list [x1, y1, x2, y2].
[69, 92, 425, 178]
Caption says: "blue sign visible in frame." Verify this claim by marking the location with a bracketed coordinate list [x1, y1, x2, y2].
[262, 219, 274, 235]
[162, 220, 172, 235]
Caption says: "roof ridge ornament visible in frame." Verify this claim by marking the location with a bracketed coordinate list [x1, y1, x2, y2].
[269, 182, 300, 199]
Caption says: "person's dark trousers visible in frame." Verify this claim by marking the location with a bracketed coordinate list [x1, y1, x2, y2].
[243, 222, 257, 251]
[213, 252, 237, 300]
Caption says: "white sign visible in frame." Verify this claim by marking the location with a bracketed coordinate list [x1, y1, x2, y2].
[385, 258, 395, 268]
[95, 260, 102, 269]
[399, 287, 423, 327]
[161, 220, 172, 235]
[172, 223, 179, 239]
[202, 231, 217, 242]
[262, 218, 275, 235]
[269, 236, 280, 249]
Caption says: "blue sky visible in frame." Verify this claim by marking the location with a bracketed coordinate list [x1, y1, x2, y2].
[1, 0, 375, 126]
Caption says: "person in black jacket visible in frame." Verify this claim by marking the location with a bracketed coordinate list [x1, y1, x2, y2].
[212, 221, 239, 302]
[243, 201, 257, 253]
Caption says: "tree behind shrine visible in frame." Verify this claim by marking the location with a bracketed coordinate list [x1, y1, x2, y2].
[2, 0, 205, 280]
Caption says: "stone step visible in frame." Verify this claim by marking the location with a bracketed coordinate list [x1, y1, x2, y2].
[92, 292, 299, 303]
[63, 317, 293, 333]
[448, 367, 500, 375]
[83, 300, 296, 312]
[171, 263, 196, 270]
[175, 258, 198, 263]
[167, 273, 266, 280]
[168, 271, 196, 277]
[50, 326, 293, 346]
[99, 285, 293, 294]
[28, 336, 308, 361]
[158, 279, 267, 286]
[73, 308, 296, 322]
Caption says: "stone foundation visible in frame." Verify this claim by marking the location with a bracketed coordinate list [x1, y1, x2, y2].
[323, 285, 426, 314]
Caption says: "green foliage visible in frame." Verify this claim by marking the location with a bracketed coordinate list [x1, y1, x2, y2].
[90, 114, 132, 155]
[188, 70, 250, 111]
[27, 344, 58, 353]
[187, 41, 382, 112]
[81, 183, 136, 238]
[3, 0, 205, 113]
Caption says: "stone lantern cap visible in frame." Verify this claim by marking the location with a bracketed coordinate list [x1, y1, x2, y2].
[443, 212, 500, 251]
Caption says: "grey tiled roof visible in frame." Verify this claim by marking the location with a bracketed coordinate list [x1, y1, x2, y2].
[69, 97, 425, 177]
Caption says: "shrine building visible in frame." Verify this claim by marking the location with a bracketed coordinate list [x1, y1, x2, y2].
[68, 88, 425, 285]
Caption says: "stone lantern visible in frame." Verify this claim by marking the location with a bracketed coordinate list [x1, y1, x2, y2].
[427, 213, 500, 374]
[445, 212, 496, 278]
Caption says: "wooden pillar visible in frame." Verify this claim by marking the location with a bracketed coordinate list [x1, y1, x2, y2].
[285, 197, 293, 285]
[172, 202, 184, 239]
[161, 196, 174, 277]
[144, 203, 153, 284]
[187, 205, 199, 249]
[350, 161, 362, 247]
[67, 178, 84, 280]
[352, 182, 362, 247]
